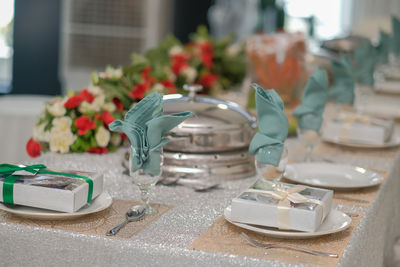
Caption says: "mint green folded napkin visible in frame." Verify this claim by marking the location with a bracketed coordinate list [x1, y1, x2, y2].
[293, 67, 328, 132]
[248, 83, 289, 166]
[376, 30, 390, 65]
[391, 16, 400, 56]
[328, 57, 355, 105]
[109, 92, 193, 176]
[355, 41, 376, 86]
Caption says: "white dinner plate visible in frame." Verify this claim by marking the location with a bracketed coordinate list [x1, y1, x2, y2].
[224, 206, 351, 239]
[322, 132, 400, 148]
[283, 162, 383, 189]
[0, 191, 112, 220]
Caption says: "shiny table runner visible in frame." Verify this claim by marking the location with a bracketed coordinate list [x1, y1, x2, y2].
[189, 211, 362, 266]
[0, 199, 172, 239]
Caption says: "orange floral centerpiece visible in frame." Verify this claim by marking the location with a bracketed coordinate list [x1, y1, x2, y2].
[246, 32, 307, 107]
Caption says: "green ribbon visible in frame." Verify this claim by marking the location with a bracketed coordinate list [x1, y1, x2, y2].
[0, 164, 93, 205]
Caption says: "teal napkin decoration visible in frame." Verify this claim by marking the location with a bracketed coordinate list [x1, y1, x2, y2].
[109, 92, 193, 176]
[376, 30, 390, 65]
[248, 83, 289, 166]
[391, 16, 400, 56]
[354, 41, 376, 86]
[328, 57, 355, 105]
[293, 67, 328, 132]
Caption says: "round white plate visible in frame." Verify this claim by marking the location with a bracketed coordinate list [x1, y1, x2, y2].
[0, 191, 112, 220]
[284, 162, 383, 189]
[322, 133, 400, 148]
[224, 206, 351, 239]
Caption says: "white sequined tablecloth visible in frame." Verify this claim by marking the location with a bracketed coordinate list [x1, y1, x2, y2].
[0, 138, 399, 266]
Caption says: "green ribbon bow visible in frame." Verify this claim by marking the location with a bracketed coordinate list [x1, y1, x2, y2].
[0, 164, 93, 205]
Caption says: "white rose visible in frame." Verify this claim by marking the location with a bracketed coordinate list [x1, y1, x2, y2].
[152, 83, 165, 93]
[110, 133, 122, 146]
[79, 94, 105, 113]
[95, 126, 110, 147]
[102, 102, 116, 112]
[47, 101, 66, 117]
[164, 68, 176, 82]
[226, 44, 241, 57]
[88, 85, 104, 96]
[101, 66, 123, 79]
[32, 123, 50, 142]
[181, 67, 197, 83]
[169, 45, 184, 56]
[49, 128, 76, 153]
[52, 116, 72, 132]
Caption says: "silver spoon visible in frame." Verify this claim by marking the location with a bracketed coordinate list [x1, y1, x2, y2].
[106, 205, 145, 236]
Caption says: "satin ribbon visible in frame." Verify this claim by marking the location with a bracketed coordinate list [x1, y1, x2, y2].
[0, 164, 93, 204]
[337, 113, 372, 140]
[245, 185, 327, 230]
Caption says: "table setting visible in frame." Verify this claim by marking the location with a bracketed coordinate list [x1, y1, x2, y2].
[2, 17, 400, 267]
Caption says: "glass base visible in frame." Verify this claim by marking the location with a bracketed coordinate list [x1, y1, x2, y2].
[144, 203, 158, 216]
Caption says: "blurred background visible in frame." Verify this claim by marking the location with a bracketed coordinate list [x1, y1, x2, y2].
[0, 0, 399, 96]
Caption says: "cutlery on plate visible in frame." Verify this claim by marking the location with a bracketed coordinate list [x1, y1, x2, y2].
[240, 232, 338, 258]
[343, 211, 359, 217]
[106, 205, 145, 236]
[334, 196, 369, 204]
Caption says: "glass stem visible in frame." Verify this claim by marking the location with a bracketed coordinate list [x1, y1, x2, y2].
[140, 188, 150, 208]
[305, 146, 313, 162]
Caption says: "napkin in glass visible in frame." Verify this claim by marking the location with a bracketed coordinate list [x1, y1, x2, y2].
[293, 67, 328, 131]
[355, 40, 376, 86]
[376, 30, 391, 65]
[328, 56, 355, 105]
[391, 16, 400, 56]
[109, 92, 193, 176]
[248, 83, 289, 166]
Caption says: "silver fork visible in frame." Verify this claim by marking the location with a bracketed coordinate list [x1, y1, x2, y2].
[241, 232, 338, 258]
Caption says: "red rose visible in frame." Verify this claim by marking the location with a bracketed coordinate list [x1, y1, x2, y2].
[129, 82, 151, 100]
[161, 79, 177, 94]
[112, 97, 123, 112]
[171, 54, 188, 75]
[74, 115, 96, 135]
[64, 95, 83, 109]
[141, 66, 156, 84]
[198, 73, 218, 88]
[79, 88, 95, 103]
[198, 42, 214, 68]
[95, 111, 115, 128]
[87, 147, 108, 154]
[26, 137, 42, 158]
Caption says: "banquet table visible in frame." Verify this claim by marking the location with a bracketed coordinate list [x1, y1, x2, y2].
[0, 135, 399, 267]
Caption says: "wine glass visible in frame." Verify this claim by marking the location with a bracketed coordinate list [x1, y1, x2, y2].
[297, 127, 321, 162]
[255, 145, 288, 189]
[356, 85, 373, 114]
[129, 146, 162, 216]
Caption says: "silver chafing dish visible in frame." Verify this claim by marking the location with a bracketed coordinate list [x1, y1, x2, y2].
[162, 85, 256, 180]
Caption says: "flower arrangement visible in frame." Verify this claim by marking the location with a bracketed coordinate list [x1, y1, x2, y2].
[26, 26, 246, 157]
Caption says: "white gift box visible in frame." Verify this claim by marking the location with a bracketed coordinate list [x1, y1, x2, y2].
[0, 170, 103, 213]
[375, 81, 400, 94]
[323, 114, 394, 144]
[230, 181, 333, 232]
